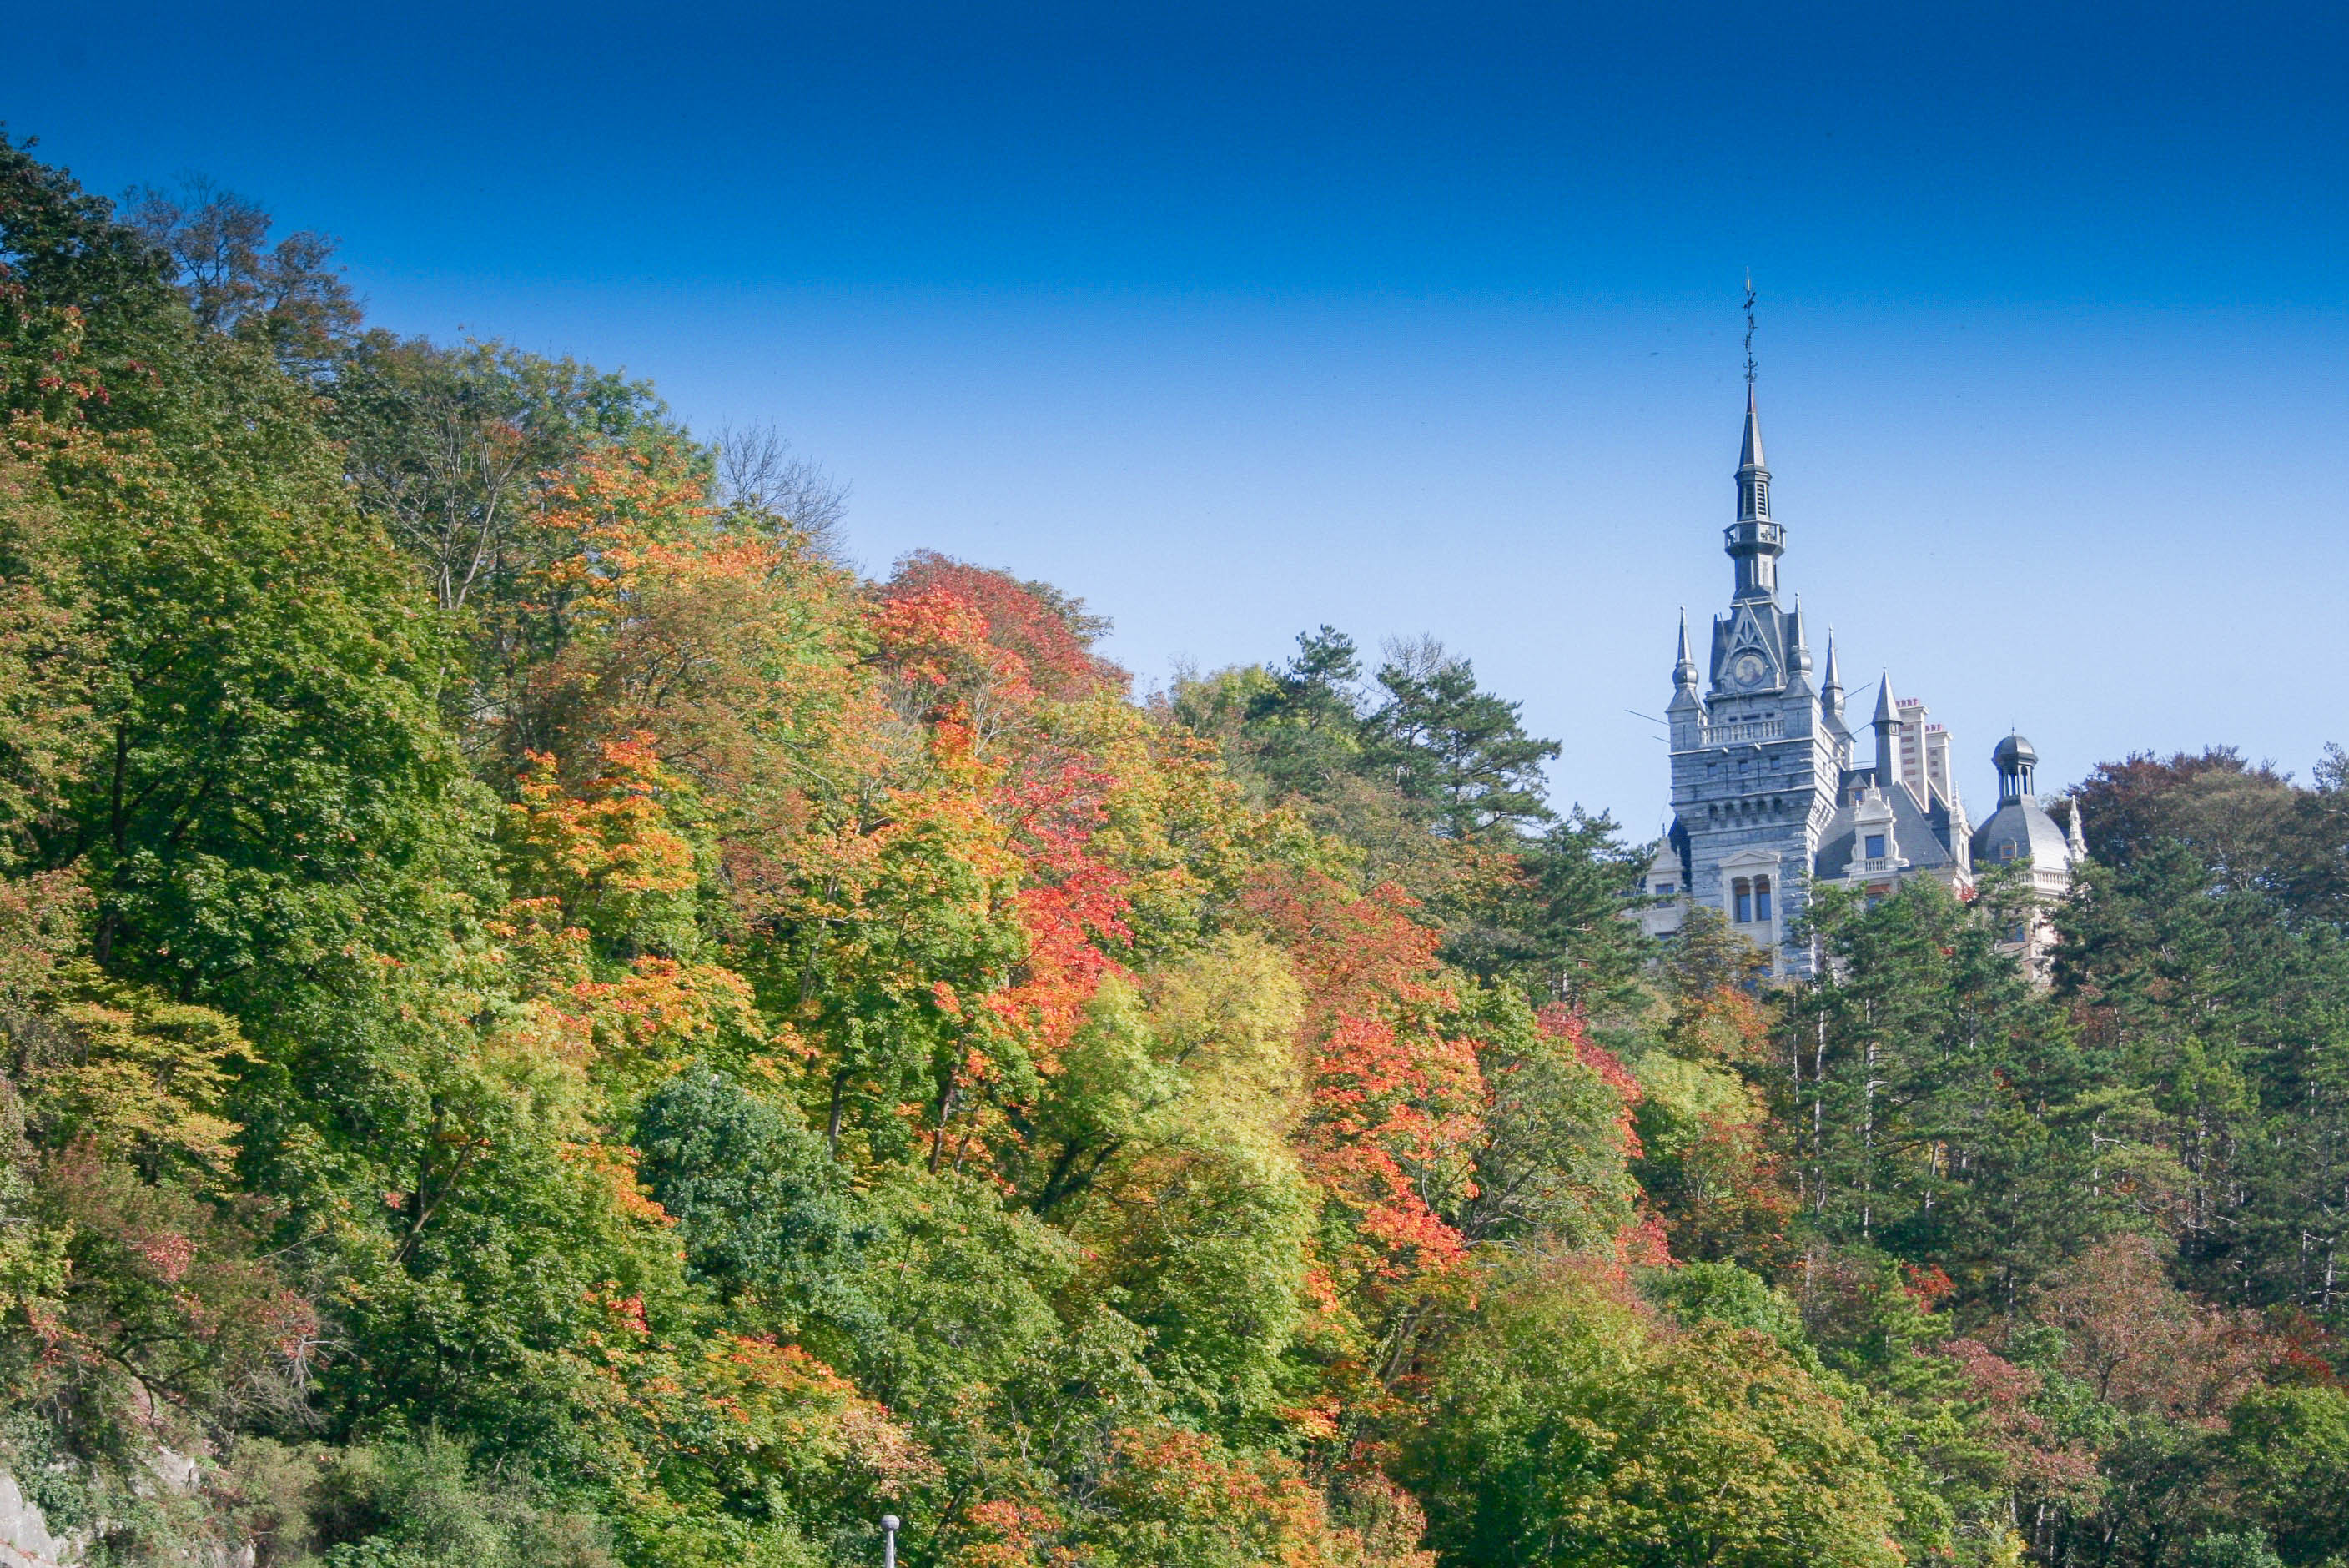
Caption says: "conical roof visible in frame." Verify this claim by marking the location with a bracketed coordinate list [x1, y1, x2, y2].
[1739, 386, 1767, 470]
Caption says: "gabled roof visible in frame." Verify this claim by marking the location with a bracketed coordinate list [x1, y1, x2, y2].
[1814, 776, 1962, 879]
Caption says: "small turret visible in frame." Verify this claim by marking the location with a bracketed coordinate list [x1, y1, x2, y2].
[1667, 610, 1703, 743]
[1993, 732, 2038, 802]
[2066, 802, 2089, 863]
[1873, 676, 1901, 786]
[1820, 631, 1845, 722]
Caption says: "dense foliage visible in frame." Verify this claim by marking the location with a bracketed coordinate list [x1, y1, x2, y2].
[2, 137, 2345, 1567]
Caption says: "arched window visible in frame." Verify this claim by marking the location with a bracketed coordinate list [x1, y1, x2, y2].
[1753, 875, 1773, 921]
[1733, 877, 1753, 923]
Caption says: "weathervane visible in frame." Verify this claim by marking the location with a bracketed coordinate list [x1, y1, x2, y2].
[1743, 268, 1758, 388]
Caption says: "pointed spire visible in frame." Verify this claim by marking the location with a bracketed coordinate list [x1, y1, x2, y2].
[1872, 673, 1902, 787]
[1672, 609, 1699, 689]
[1821, 631, 1844, 706]
[1739, 384, 1767, 472]
[1787, 596, 1812, 674]
[2067, 801, 2089, 863]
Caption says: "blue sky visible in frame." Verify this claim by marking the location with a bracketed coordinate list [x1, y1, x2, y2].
[8, 2, 2345, 828]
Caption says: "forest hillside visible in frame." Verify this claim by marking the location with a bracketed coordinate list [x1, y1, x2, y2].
[3, 135, 2347, 1568]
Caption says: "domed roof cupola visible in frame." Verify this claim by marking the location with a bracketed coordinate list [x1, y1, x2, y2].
[1972, 733, 2074, 868]
[1992, 733, 2039, 802]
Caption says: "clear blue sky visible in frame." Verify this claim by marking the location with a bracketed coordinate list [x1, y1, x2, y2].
[8, 2, 2345, 830]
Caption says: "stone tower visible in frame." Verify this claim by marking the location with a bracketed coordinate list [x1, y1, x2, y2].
[1636, 384, 2008, 976]
[1651, 389, 1854, 975]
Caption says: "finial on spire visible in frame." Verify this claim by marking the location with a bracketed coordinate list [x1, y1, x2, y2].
[1743, 269, 1758, 389]
[1725, 276, 1780, 599]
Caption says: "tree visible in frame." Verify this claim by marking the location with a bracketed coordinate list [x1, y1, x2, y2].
[120, 175, 359, 374]
[1782, 874, 2125, 1311]
[2224, 1385, 2349, 1566]
[1361, 636, 1559, 842]
[1405, 1258, 1903, 1568]
[326, 335, 686, 618]
[709, 416, 853, 564]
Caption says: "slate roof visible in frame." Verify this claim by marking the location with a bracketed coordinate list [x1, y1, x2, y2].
[1813, 774, 1963, 880]
[1970, 797, 2073, 870]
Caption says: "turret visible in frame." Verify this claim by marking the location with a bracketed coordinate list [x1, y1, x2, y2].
[1872, 675, 1900, 785]
[1993, 732, 2038, 802]
[1667, 610, 1703, 745]
[1724, 387, 1784, 603]
[1820, 631, 1845, 724]
[1783, 599, 1814, 715]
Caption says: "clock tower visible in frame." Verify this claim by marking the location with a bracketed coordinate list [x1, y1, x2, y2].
[1652, 387, 1858, 976]
[1641, 379, 1990, 977]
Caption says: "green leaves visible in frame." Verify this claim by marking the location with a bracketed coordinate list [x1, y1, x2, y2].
[1406, 1259, 1903, 1568]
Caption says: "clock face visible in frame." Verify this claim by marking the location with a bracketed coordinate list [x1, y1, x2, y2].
[1731, 652, 1769, 690]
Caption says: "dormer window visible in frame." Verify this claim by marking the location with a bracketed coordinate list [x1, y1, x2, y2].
[1864, 833, 1886, 860]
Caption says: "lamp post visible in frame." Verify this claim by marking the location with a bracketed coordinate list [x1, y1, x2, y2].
[881, 1514, 900, 1568]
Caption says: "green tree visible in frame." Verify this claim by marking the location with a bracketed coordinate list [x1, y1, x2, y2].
[1406, 1259, 1903, 1568]
[2224, 1385, 2349, 1566]
[1361, 636, 1559, 842]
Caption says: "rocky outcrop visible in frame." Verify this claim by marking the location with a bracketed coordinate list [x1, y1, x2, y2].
[0, 1470, 71, 1568]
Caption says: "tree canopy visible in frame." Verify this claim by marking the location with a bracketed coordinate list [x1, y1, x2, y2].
[2, 135, 2346, 1568]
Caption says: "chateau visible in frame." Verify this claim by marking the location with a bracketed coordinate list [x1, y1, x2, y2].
[1635, 388, 2085, 976]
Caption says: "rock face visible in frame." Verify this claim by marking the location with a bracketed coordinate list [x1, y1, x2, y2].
[0, 1470, 70, 1568]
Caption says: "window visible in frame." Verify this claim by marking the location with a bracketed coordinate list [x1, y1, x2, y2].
[1655, 882, 1675, 896]
[1753, 875, 1773, 921]
[1733, 877, 1753, 923]
[1864, 833, 1886, 860]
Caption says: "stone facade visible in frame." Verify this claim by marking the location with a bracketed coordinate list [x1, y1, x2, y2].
[1635, 389, 2082, 975]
